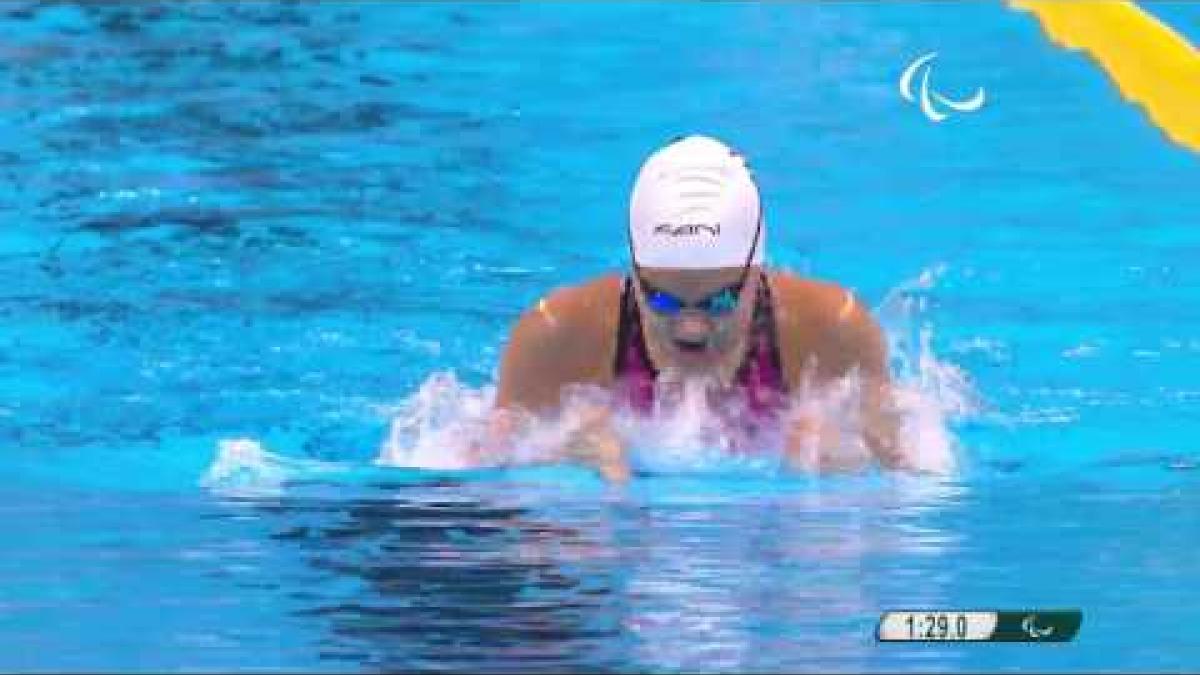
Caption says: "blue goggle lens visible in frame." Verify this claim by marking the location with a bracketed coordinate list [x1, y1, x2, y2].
[646, 290, 684, 315]
[644, 285, 741, 316]
[702, 288, 739, 314]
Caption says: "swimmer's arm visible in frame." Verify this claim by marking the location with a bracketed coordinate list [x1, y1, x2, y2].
[472, 404, 629, 483]
[495, 279, 621, 413]
[557, 404, 630, 483]
[861, 374, 909, 471]
[489, 292, 630, 482]
[779, 289, 910, 473]
[846, 304, 912, 472]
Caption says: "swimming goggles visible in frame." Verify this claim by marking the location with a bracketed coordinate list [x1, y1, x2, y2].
[640, 280, 744, 316]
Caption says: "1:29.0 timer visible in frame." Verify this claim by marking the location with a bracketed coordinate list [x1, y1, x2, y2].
[905, 612, 970, 640]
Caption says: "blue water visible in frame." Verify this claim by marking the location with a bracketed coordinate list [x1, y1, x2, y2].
[3, 1, 1200, 671]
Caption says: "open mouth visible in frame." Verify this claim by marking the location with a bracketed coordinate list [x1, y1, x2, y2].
[674, 340, 708, 354]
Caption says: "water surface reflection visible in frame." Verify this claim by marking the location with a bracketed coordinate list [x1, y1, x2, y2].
[233, 476, 968, 672]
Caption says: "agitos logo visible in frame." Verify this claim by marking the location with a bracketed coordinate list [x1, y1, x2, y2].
[899, 51, 985, 123]
[654, 222, 721, 237]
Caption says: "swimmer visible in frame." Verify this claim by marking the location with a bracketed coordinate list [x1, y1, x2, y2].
[484, 135, 912, 481]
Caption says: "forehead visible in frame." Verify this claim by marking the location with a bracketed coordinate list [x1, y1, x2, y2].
[637, 266, 749, 297]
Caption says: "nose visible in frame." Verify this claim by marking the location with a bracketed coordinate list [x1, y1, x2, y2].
[672, 312, 712, 347]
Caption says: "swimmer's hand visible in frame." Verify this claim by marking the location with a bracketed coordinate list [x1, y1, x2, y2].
[783, 415, 866, 473]
[562, 426, 629, 483]
[474, 405, 629, 483]
[561, 406, 630, 483]
[783, 411, 915, 474]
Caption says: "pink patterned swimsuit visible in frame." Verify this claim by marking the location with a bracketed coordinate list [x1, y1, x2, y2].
[613, 273, 788, 434]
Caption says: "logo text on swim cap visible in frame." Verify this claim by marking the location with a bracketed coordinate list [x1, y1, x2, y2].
[654, 222, 721, 237]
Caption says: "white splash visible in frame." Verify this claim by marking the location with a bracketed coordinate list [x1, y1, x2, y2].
[366, 265, 974, 477]
[876, 264, 977, 474]
[201, 437, 346, 497]
[616, 373, 785, 476]
[204, 266, 976, 485]
[375, 371, 494, 470]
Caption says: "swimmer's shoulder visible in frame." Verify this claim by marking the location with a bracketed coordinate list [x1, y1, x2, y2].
[766, 270, 865, 328]
[513, 274, 624, 343]
[497, 274, 624, 411]
[766, 270, 885, 382]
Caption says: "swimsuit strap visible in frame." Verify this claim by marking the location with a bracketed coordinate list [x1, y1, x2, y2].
[733, 272, 787, 413]
[613, 277, 657, 411]
[613, 276, 656, 377]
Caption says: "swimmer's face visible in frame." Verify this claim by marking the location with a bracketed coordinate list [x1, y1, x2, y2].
[634, 265, 760, 372]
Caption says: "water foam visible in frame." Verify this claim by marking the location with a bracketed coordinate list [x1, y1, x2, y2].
[205, 266, 976, 486]
[370, 265, 976, 477]
[877, 264, 977, 474]
[375, 371, 495, 471]
[200, 437, 348, 497]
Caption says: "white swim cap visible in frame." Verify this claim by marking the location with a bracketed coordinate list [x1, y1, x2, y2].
[628, 135, 764, 269]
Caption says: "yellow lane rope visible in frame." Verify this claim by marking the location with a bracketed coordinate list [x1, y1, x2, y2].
[1010, 0, 1200, 154]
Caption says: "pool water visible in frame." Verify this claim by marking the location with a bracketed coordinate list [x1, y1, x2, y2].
[3, 2, 1199, 671]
